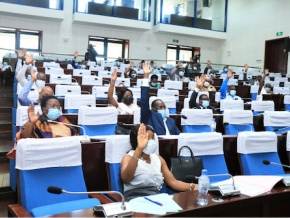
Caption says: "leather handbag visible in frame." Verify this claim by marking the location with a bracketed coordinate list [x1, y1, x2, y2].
[170, 146, 204, 183]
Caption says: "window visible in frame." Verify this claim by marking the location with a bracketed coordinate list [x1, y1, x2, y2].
[166, 44, 200, 65]
[89, 36, 129, 61]
[0, 27, 42, 57]
[0, 0, 63, 10]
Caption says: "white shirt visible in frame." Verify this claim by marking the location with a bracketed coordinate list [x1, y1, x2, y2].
[256, 87, 268, 101]
[117, 102, 139, 114]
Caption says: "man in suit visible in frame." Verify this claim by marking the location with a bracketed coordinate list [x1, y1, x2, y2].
[141, 62, 180, 135]
[189, 75, 218, 114]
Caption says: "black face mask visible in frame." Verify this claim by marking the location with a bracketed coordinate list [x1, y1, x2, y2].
[123, 96, 133, 105]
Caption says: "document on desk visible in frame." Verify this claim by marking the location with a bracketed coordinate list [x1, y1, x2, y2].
[212, 175, 284, 197]
[129, 193, 182, 215]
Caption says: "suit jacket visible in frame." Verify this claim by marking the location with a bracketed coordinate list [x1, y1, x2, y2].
[189, 90, 219, 114]
[141, 86, 180, 135]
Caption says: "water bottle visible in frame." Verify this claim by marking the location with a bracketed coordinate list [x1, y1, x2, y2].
[211, 118, 216, 132]
[197, 169, 210, 206]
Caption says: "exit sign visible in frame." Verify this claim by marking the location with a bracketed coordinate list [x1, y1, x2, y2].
[173, 39, 179, 43]
[277, 32, 283, 36]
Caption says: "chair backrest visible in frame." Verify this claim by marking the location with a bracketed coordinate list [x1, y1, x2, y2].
[64, 94, 96, 110]
[149, 96, 176, 109]
[129, 87, 141, 99]
[55, 85, 81, 96]
[157, 89, 179, 101]
[164, 80, 183, 90]
[188, 81, 197, 90]
[105, 134, 159, 192]
[82, 76, 103, 86]
[115, 78, 130, 87]
[220, 100, 244, 111]
[237, 131, 283, 175]
[98, 71, 112, 78]
[92, 86, 113, 99]
[16, 137, 88, 213]
[16, 106, 42, 127]
[50, 74, 72, 85]
[183, 98, 189, 109]
[78, 106, 118, 136]
[223, 110, 254, 135]
[250, 85, 259, 94]
[227, 78, 238, 86]
[181, 109, 213, 133]
[89, 66, 103, 71]
[284, 95, 290, 105]
[178, 133, 229, 182]
[73, 69, 91, 76]
[87, 61, 96, 66]
[136, 79, 146, 87]
[251, 100, 274, 112]
[269, 73, 281, 77]
[264, 111, 290, 133]
[43, 62, 60, 68]
[273, 87, 290, 95]
[45, 67, 64, 75]
[284, 82, 290, 88]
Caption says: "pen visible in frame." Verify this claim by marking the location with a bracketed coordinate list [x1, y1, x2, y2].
[144, 197, 163, 206]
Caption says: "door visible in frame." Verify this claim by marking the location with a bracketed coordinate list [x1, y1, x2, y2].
[264, 37, 288, 74]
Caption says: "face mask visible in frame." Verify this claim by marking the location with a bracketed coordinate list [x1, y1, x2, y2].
[265, 87, 271, 93]
[123, 96, 133, 105]
[3, 62, 7, 66]
[193, 67, 197, 70]
[36, 80, 45, 89]
[27, 75, 31, 80]
[210, 74, 214, 79]
[203, 81, 210, 87]
[202, 100, 209, 108]
[230, 90, 236, 96]
[224, 68, 228, 72]
[157, 110, 166, 119]
[143, 139, 157, 155]
[46, 109, 62, 120]
[159, 69, 165, 74]
[179, 71, 184, 77]
[151, 82, 157, 86]
[81, 65, 86, 69]
[131, 74, 137, 79]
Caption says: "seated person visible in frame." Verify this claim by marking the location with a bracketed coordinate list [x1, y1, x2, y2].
[72, 51, 87, 69]
[257, 69, 273, 101]
[121, 124, 198, 200]
[20, 96, 77, 139]
[108, 69, 139, 114]
[159, 64, 167, 75]
[204, 60, 213, 74]
[220, 69, 242, 100]
[124, 61, 137, 79]
[189, 76, 218, 114]
[220, 65, 229, 74]
[169, 60, 187, 81]
[1, 58, 13, 86]
[18, 69, 53, 106]
[141, 62, 180, 135]
[191, 74, 216, 92]
[149, 74, 161, 89]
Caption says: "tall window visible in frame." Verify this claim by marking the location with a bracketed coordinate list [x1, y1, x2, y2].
[89, 36, 129, 61]
[166, 44, 200, 65]
[0, 27, 42, 58]
[0, 0, 63, 10]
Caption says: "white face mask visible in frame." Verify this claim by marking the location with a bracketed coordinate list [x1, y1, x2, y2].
[81, 65, 86, 69]
[143, 139, 157, 155]
[265, 87, 271, 93]
[35, 80, 45, 89]
[193, 67, 197, 70]
[203, 81, 210, 87]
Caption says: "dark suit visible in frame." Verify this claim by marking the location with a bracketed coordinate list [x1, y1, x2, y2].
[141, 86, 181, 135]
[189, 90, 218, 114]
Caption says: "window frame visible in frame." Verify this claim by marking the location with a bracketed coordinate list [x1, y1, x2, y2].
[166, 44, 200, 64]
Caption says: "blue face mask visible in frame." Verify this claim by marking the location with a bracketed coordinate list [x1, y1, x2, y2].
[159, 69, 165, 74]
[157, 110, 166, 119]
[224, 68, 228, 72]
[230, 90, 236, 96]
[179, 71, 184, 77]
[27, 75, 31, 80]
[131, 74, 137, 78]
[202, 100, 209, 108]
[3, 62, 7, 66]
[46, 109, 62, 120]
[143, 139, 157, 155]
[151, 82, 157, 86]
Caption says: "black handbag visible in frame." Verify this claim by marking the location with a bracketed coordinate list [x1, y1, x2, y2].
[170, 146, 204, 183]
[115, 125, 131, 135]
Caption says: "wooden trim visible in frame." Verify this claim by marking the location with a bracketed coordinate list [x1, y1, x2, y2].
[238, 153, 243, 175]
[8, 204, 33, 217]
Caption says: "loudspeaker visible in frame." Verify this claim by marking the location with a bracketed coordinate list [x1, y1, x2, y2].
[285, 38, 290, 52]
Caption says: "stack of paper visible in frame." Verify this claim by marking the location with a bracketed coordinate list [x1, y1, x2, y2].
[129, 193, 182, 215]
[212, 175, 284, 197]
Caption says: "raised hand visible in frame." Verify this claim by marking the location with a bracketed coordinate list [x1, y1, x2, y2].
[137, 123, 149, 151]
[130, 61, 134, 67]
[28, 104, 39, 124]
[143, 62, 153, 76]
[74, 51, 79, 59]
[111, 68, 118, 83]
[153, 62, 157, 69]
[30, 69, 37, 82]
[18, 49, 27, 59]
[25, 53, 35, 65]
[227, 69, 234, 79]
[264, 69, 270, 75]
[196, 75, 205, 89]
[245, 64, 249, 71]
[177, 60, 183, 67]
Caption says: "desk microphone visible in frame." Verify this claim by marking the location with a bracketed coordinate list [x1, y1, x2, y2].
[40, 118, 90, 143]
[224, 122, 253, 131]
[274, 126, 290, 134]
[175, 112, 188, 119]
[263, 160, 290, 169]
[47, 186, 132, 217]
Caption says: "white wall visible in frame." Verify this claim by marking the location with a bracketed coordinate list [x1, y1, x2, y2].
[217, 0, 290, 73]
[0, 0, 223, 65]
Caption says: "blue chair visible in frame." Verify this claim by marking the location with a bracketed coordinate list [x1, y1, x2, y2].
[251, 93, 257, 100]
[16, 137, 101, 217]
[178, 132, 230, 183]
[181, 109, 213, 133]
[284, 95, 290, 111]
[150, 96, 177, 115]
[64, 94, 95, 114]
[78, 106, 118, 136]
[55, 85, 81, 98]
[252, 100, 274, 116]
[264, 111, 290, 134]
[237, 131, 284, 175]
[223, 110, 254, 135]
[250, 86, 259, 101]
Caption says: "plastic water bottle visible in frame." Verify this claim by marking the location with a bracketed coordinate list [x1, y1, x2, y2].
[211, 118, 216, 132]
[197, 169, 210, 206]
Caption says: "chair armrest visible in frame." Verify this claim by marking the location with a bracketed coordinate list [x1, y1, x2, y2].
[8, 204, 33, 217]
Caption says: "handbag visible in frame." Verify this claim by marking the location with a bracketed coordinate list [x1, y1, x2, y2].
[115, 125, 131, 135]
[170, 146, 203, 183]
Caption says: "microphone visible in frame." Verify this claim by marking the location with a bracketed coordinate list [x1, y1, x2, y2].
[41, 118, 90, 143]
[174, 112, 188, 119]
[263, 160, 290, 169]
[224, 122, 253, 131]
[47, 186, 132, 217]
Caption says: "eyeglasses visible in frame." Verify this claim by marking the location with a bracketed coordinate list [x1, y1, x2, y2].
[46, 105, 62, 110]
